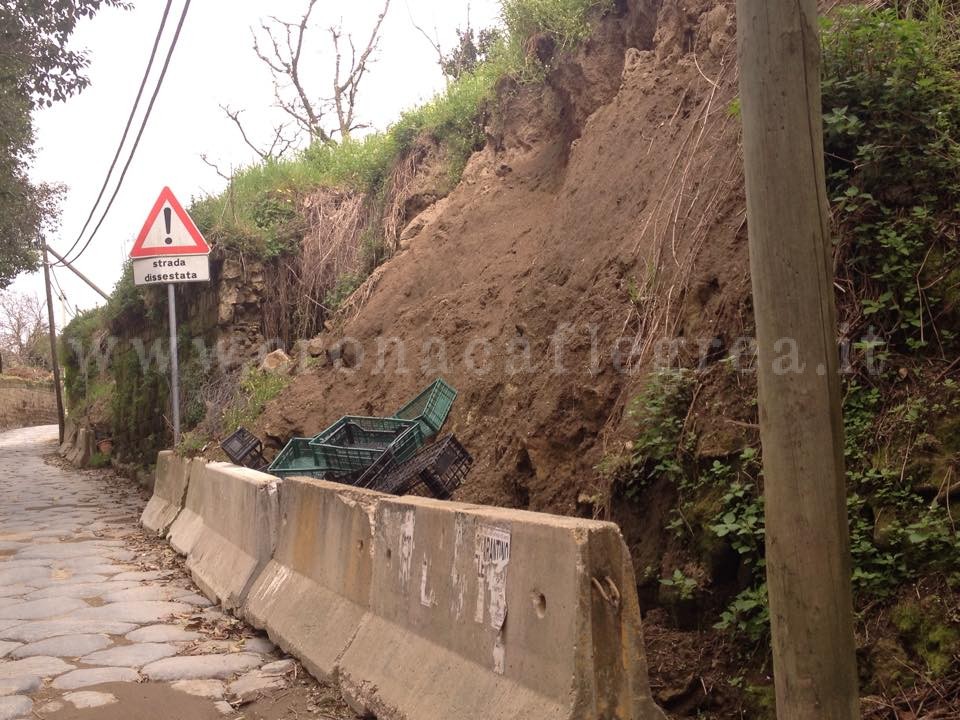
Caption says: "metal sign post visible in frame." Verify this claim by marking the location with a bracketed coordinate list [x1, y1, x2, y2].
[131, 186, 210, 449]
[167, 284, 181, 445]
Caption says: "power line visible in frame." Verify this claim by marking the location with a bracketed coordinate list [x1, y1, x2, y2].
[64, 0, 193, 266]
[49, 268, 77, 320]
[55, 0, 176, 265]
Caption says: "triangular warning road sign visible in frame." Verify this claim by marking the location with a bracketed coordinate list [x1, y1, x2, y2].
[130, 187, 210, 258]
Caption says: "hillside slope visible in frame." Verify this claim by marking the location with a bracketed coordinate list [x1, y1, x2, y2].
[257, 0, 751, 516]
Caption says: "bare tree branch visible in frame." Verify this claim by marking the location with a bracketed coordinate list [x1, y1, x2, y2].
[330, 0, 392, 140]
[241, 0, 391, 150]
[200, 154, 234, 182]
[221, 105, 299, 161]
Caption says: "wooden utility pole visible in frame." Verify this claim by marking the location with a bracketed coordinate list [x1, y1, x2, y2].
[736, 2, 860, 719]
[45, 245, 111, 302]
[41, 243, 66, 444]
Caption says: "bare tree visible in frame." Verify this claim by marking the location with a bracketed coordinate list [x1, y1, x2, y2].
[232, 0, 391, 155]
[0, 290, 48, 369]
[328, 0, 391, 139]
[409, 3, 502, 82]
[221, 105, 297, 160]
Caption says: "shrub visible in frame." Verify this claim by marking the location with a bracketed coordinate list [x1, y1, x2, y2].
[822, 7, 960, 352]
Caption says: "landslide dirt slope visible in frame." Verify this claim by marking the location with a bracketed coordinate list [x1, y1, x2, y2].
[257, 0, 754, 515]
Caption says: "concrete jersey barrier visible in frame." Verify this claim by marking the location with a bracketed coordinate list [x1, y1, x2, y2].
[243, 477, 381, 682]
[171, 461, 279, 610]
[141, 451, 203, 536]
[153, 454, 665, 719]
[338, 495, 666, 720]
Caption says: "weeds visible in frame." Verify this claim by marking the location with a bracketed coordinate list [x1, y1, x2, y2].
[823, 6, 960, 353]
[222, 367, 290, 432]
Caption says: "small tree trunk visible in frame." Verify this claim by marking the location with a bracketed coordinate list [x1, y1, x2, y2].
[735, 2, 861, 719]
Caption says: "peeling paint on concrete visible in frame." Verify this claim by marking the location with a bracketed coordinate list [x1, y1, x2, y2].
[398, 511, 416, 590]
[419, 558, 435, 608]
[492, 632, 506, 676]
[450, 516, 467, 621]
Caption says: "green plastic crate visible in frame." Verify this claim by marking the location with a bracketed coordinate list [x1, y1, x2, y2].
[309, 417, 425, 473]
[393, 378, 458, 436]
[268, 438, 331, 479]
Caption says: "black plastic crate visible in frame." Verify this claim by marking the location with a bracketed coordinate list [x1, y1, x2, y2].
[221, 427, 269, 471]
[358, 434, 473, 500]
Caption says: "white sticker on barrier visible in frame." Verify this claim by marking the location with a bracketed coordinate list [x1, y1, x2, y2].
[475, 525, 511, 630]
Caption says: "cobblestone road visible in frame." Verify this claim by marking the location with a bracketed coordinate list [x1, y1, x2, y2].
[0, 427, 353, 720]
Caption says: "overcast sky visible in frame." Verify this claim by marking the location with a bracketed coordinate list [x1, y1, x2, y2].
[13, 0, 501, 321]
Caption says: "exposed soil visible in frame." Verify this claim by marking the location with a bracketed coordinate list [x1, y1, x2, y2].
[256, 0, 753, 517]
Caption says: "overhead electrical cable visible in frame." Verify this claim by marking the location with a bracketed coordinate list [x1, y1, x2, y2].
[64, 0, 193, 265]
[55, 0, 176, 265]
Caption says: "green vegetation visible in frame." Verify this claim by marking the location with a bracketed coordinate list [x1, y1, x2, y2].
[88, 452, 111, 469]
[222, 368, 290, 432]
[110, 344, 169, 465]
[0, 1, 128, 288]
[602, 7, 960, 680]
[177, 431, 209, 458]
[823, 5, 960, 353]
[620, 369, 695, 499]
[60, 306, 105, 410]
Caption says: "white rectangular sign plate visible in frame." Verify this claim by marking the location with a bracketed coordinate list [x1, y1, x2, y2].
[133, 255, 210, 286]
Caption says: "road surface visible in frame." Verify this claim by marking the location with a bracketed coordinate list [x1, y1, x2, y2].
[0, 426, 353, 720]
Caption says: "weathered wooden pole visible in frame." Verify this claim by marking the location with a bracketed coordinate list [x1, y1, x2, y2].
[41, 243, 66, 443]
[735, 2, 860, 719]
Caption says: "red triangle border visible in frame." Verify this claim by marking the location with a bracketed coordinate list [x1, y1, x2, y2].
[130, 186, 210, 258]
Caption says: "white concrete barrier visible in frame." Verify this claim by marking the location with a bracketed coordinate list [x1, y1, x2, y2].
[151, 453, 664, 719]
[141, 451, 203, 536]
[338, 496, 665, 720]
[243, 477, 380, 682]
[170, 462, 279, 610]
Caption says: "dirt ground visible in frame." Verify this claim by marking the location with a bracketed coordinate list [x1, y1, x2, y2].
[254, 0, 753, 518]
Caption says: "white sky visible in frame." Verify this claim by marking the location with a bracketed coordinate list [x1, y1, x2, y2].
[13, 0, 501, 322]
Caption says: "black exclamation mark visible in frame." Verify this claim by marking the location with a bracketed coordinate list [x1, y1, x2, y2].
[164, 207, 173, 245]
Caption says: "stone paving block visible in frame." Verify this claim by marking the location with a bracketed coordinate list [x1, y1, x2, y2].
[101, 585, 190, 604]
[0, 695, 32, 720]
[0, 656, 74, 679]
[64, 691, 118, 709]
[125, 625, 202, 643]
[0, 568, 50, 586]
[27, 574, 108, 590]
[66, 601, 192, 624]
[0, 588, 33, 601]
[0, 678, 40, 697]
[25, 582, 140, 601]
[81, 642, 178, 668]
[0, 598, 87, 621]
[142, 653, 263, 682]
[52, 667, 140, 691]
[11, 634, 111, 660]
[0, 620, 138, 644]
[171, 679, 225, 699]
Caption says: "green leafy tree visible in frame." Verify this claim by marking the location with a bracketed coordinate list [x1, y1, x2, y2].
[0, 0, 128, 288]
